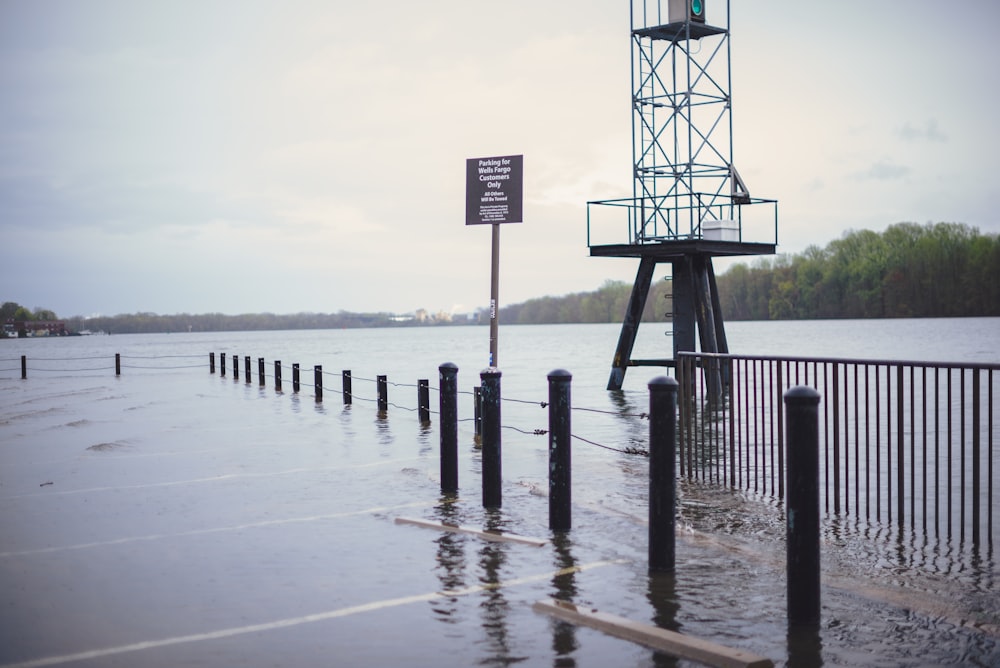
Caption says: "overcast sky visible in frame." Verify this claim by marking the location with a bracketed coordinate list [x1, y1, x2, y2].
[2, 0, 997, 318]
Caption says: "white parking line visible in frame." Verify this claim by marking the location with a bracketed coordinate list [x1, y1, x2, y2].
[0, 560, 626, 668]
[0, 457, 426, 500]
[0, 501, 431, 558]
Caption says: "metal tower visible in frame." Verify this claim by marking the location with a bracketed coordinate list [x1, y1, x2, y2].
[589, 0, 778, 390]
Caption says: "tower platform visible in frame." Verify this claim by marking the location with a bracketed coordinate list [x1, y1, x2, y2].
[589, 239, 775, 261]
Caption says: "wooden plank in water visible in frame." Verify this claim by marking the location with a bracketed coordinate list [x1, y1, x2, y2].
[532, 599, 773, 668]
[394, 516, 547, 547]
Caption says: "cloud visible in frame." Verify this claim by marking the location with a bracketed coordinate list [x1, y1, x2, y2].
[899, 119, 948, 142]
[854, 160, 911, 182]
[2, 0, 998, 317]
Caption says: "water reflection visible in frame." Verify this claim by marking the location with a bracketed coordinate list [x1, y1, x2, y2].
[647, 572, 681, 668]
[431, 498, 465, 626]
[373, 413, 394, 447]
[549, 534, 578, 666]
[825, 511, 999, 613]
[417, 423, 433, 455]
[477, 510, 527, 665]
[428, 504, 537, 665]
[607, 390, 648, 452]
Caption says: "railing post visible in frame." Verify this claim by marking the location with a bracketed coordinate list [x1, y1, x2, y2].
[785, 385, 821, 626]
[21, 355, 26, 380]
[233, 354, 238, 380]
[648, 375, 679, 572]
[220, 353, 227, 377]
[548, 369, 572, 533]
[896, 364, 905, 529]
[342, 370, 352, 405]
[115, 353, 121, 376]
[418, 379, 430, 426]
[676, 356, 688, 478]
[258, 357, 265, 386]
[292, 363, 300, 393]
[314, 365, 323, 402]
[209, 352, 215, 374]
[377, 375, 388, 417]
[480, 367, 502, 509]
[274, 360, 282, 392]
[439, 363, 459, 495]
[972, 368, 981, 546]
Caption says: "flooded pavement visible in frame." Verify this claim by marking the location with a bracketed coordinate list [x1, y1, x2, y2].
[1, 367, 998, 667]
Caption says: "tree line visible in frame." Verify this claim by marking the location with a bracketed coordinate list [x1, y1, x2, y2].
[3, 222, 996, 335]
[0, 302, 57, 323]
[715, 222, 999, 320]
[499, 222, 999, 323]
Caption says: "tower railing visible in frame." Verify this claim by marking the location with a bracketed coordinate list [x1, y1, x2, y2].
[586, 193, 777, 247]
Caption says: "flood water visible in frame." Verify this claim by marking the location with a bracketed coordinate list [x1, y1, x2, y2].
[1, 319, 998, 666]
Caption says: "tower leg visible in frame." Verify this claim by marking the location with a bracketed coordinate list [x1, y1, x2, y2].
[706, 258, 729, 354]
[694, 256, 723, 406]
[693, 255, 720, 356]
[607, 256, 656, 391]
[671, 256, 696, 359]
[706, 257, 732, 391]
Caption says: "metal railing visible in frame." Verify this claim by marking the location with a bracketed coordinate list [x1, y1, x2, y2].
[586, 193, 778, 247]
[676, 352, 998, 547]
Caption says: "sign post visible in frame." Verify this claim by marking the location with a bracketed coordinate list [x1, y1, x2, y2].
[465, 154, 523, 367]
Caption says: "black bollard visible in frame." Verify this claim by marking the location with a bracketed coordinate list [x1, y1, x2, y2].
[548, 369, 572, 532]
[480, 368, 502, 509]
[314, 365, 323, 402]
[209, 352, 215, 374]
[233, 354, 239, 380]
[221, 353, 227, 377]
[342, 370, 352, 405]
[244, 356, 251, 384]
[258, 357, 265, 386]
[292, 363, 300, 393]
[648, 375, 679, 572]
[377, 375, 388, 417]
[274, 360, 282, 392]
[21, 355, 26, 380]
[785, 385, 821, 626]
[439, 363, 459, 494]
[418, 379, 430, 425]
[115, 353, 121, 377]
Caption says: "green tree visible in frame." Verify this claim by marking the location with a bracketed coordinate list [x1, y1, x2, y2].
[715, 222, 999, 320]
[0, 302, 23, 321]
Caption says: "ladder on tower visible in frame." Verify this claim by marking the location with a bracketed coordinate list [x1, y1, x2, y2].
[662, 274, 673, 339]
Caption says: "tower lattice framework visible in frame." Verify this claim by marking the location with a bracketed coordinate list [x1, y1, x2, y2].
[588, 0, 778, 390]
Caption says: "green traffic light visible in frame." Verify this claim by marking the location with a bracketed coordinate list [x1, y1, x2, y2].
[691, 0, 704, 17]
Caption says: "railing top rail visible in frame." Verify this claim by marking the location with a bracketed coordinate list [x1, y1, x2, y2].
[677, 351, 1000, 372]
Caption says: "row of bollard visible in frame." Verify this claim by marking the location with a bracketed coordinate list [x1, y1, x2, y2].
[436, 362, 821, 627]
[209, 352, 821, 626]
[18, 354, 121, 378]
[210, 353, 420, 420]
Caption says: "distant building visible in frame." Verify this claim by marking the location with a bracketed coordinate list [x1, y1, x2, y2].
[3, 320, 68, 337]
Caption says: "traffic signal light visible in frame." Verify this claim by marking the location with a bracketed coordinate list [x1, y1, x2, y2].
[690, 0, 705, 23]
[669, 0, 705, 24]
